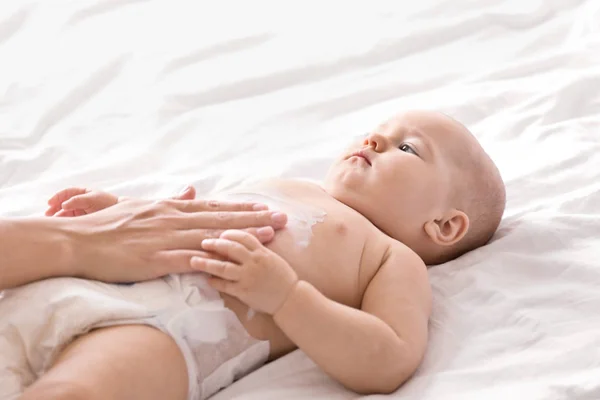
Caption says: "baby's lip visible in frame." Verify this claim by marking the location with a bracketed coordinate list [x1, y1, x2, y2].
[349, 149, 371, 166]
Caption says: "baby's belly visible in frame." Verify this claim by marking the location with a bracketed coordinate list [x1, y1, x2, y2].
[212, 189, 324, 357]
[219, 225, 320, 359]
[220, 294, 292, 360]
[214, 185, 373, 359]
[221, 222, 368, 359]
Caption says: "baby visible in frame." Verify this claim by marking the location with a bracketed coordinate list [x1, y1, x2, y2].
[1, 110, 505, 400]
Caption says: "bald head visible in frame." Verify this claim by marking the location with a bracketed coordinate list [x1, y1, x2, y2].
[384, 110, 505, 264]
[431, 113, 506, 264]
[325, 109, 505, 265]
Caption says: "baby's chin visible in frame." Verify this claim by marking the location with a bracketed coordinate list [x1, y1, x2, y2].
[322, 167, 367, 196]
[323, 182, 378, 218]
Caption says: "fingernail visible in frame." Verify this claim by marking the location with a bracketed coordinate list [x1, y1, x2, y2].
[253, 203, 269, 211]
[190, 257, 201, 268]
[257, 227, 272, 238]
[178, 185, 190, 194]
[271, 212, 286, 224]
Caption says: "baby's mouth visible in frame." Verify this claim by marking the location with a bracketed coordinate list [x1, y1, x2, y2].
[349, 150, 371, 166]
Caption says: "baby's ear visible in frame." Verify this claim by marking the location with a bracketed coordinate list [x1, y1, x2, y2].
[424, 209, 469, 247]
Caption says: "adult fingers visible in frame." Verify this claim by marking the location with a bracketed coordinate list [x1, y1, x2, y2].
[166, 226, 275, 251]
[169, 198, 269, 213]
[243, 226, 275, 244]
[180, 210, 287, 230]
[166, 228, 232, 249]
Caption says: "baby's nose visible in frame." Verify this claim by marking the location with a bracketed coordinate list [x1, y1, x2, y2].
[364, 133, 387, 151]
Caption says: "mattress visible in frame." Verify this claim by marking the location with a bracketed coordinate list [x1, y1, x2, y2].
[1, 0, 600, 399]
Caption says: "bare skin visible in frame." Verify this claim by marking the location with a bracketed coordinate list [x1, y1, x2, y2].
[0, 186, 288, 291]
[18, 110, 504, 399]
[21, 179, 429, 399]
[21, 325, 189, 400]
[213, 179, 432, 393]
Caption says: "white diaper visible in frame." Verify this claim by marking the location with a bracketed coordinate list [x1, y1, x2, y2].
[0, 274, 269, 400]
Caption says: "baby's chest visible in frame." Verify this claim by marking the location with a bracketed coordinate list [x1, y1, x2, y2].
[267, 214, 371, 307]
[217, 184, 378, 305]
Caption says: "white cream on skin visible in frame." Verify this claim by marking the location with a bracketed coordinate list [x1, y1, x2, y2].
[220, 188, 326, 249]
[216, 188, 327, 320]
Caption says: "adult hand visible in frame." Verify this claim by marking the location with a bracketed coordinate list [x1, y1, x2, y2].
[67, 195, 288, 283]
[0, 187, 287, 289]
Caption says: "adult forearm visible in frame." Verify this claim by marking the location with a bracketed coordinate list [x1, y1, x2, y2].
[0, 217, 74, 290]
[273, 281, 411, 394]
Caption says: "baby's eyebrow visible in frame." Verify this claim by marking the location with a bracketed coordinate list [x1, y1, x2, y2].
[405, 126, 426, 140]
[406, 127, 435, 155]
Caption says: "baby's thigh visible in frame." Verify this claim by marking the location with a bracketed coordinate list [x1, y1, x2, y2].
[21, 325, 189, 400]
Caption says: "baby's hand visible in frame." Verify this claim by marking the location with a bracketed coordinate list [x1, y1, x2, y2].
[45, 188, 119, 217]
[193, 230, 298, 315]
[45, 185, 197, 217]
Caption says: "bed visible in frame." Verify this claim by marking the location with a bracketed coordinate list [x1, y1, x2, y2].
[1, 0, 599, 399]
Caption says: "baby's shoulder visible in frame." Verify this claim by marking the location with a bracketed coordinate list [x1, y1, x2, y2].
[386, 237, 422, 261]
[363, 235, 427, 284]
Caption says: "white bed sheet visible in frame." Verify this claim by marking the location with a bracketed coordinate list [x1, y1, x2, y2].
[1, 0, 600, 399]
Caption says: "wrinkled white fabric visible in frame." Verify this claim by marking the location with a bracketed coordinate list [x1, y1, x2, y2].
[1, 0, 600, 399]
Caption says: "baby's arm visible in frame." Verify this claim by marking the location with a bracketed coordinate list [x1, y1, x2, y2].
[273, 242, 431, 394]
[193, 232, 431, 394]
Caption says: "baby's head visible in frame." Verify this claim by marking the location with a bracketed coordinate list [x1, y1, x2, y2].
[324, 110, 505, 265]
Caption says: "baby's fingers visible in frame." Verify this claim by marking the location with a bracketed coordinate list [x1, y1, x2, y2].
[201, 238, 249, 264]
[62, 191, 118, 213]
[45, 205, 62, 216]
[55, 208, 87, 217]
[171, 185, 196, 201]
[47, 187, 89, 206]
[153, 249, 226, 276]
[220, 229, 263, 251]
[61, 193, 95, 212]
[191, 258, 241, 281]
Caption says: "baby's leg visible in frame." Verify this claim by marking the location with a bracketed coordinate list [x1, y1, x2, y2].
[21, 325, 188, 400]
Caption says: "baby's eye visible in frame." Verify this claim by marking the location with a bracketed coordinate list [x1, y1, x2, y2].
[399, 143, 418, 155]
